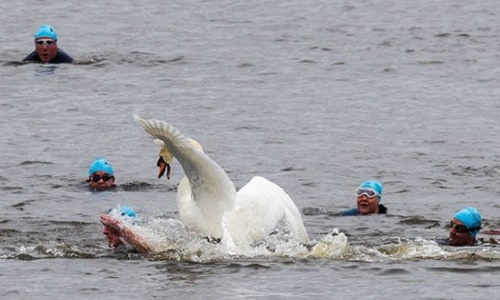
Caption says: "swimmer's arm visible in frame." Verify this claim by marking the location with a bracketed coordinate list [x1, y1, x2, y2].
[100, 214, 153, 253]
[120, 226, 154, 254]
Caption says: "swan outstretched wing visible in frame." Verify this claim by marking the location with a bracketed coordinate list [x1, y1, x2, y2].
[133, 114, 236, 213]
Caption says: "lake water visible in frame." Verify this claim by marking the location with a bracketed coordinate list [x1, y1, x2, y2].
[1, 0, 500, 299]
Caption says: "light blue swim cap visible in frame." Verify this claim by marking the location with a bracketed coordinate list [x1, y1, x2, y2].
[35, 24, 58, 41]
[89, 158, 114, 176]
[454, 207, 482, 237]
[107, 205, 138, 223]
[119, 205, 137, 218]
[358, 180, 383, 200]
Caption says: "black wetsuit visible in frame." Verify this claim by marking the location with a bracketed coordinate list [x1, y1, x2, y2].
[23, 48, 74, 63]
[339, 204, 388, 216]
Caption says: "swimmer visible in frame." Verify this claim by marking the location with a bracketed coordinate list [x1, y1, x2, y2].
[448, 207, 482, 246]
[87, 158, 116, 191]
[101, 205, 152, 253]
[340, 180, 387, 216]
[23, 24, 74, 63]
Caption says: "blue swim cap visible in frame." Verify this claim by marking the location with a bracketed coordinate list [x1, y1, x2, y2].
[107, 205, 138, 223]
[35, 24, 57, 41]
[119, 205, 137, 218]
[89, 158, 114, 176]
[454, 207, 482, 237]
[358, 180, 383, 200]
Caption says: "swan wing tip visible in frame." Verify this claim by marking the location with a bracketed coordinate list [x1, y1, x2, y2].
[133, 114, 147, 127]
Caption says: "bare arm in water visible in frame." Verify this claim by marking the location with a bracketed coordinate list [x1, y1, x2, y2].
[100, 214, 153, 254]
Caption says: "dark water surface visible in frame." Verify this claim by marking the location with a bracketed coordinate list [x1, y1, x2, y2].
[1, 0, 500, 299]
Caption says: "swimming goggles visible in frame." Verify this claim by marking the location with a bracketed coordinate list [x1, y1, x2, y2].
[90, 174, 114, 182]
[450, 221, 480, 234]
[35, 39, 55, 46]
[354, 188, 380, 198]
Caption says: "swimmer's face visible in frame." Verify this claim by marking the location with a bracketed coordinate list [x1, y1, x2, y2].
[89, 171, 115, 191]
[448, 218, 475, 246]
[35, 38, 58, 63]
[356, 194, 380, 215]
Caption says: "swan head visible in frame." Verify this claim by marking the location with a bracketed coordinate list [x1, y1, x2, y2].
[154, 138, 203, 180]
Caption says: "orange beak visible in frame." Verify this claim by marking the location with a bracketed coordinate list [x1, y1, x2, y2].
[156, 156, 171, 180]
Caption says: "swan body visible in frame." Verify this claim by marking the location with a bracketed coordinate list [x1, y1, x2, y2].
[133, 115, 310, 245]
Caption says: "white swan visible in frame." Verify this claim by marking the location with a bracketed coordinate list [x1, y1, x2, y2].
[133, 115, 310, 246]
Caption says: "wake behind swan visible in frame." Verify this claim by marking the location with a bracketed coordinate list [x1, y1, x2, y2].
[133, 115, 310, 247]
